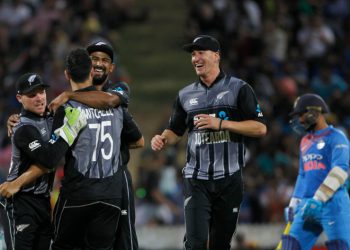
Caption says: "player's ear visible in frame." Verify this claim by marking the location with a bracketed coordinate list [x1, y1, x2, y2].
[16, 94, 22, 103]
[109, 63, 115, 74]
[64, 70, 71, 81]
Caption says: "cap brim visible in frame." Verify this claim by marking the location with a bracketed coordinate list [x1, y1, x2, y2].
[183, 44, 206, 52]
[87, 45, 114, 61]
[20, 84, 50, 94]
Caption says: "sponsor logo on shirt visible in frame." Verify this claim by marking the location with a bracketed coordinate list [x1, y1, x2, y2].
[302, 154, 326, 171]
[189, 98, 198, 106]
[112, 87, 125, 95]
[28, 140, 41, 151]
[256, 104, 263, 117]
[335, 144, 348, 149]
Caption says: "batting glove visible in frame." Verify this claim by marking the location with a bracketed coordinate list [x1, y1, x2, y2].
[301, 198, 323, 223]
[284, 206, 294, 222]
[55, 107, 87, 146]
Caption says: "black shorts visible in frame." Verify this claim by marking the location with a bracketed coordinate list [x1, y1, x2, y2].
[52, 196, 121, 250]
[6, 193, 52, 250]
[183, 171, 243, 250]
[114, 167, 138, 250]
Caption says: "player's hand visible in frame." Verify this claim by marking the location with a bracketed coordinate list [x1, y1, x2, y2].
[284, 206, 296, 222]
[48, 91, 70, 113]
[194, 114, 222, 130]
[0, 181, 21, 198]
[54, 107, 87, 146]
[151, 135, 167, 151]
[7, 114, 20, 137]
[301, 198, 323, 223]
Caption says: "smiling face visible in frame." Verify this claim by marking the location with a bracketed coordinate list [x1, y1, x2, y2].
[89, 51, 115, 86]
[16, 87, 47, 116]
[191, 50, 220, 84]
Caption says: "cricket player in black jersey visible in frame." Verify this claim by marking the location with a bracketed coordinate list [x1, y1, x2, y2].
[0, 72, 86, 250]
[151, 35, 267, 250]
[49, 41, 143, 250]
[51, 48, 126, 250]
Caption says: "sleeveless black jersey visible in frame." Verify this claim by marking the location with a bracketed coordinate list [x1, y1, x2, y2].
[168, 72, 265, 180]
[9, 109, 57, 196]
[59, 86, 125, 200]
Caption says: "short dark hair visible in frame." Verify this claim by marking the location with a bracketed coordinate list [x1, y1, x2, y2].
[65, 48, 92, 83]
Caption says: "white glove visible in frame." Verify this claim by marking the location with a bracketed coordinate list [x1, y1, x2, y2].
[55, 107, 87, 146]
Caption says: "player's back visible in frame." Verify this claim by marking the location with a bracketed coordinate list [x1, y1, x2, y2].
[60, 100, 124, 200]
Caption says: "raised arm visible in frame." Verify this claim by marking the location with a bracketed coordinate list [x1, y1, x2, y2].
[49, 90, 120, 112]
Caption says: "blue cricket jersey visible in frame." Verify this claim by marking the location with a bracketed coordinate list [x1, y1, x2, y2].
[293, 125, 349, 199]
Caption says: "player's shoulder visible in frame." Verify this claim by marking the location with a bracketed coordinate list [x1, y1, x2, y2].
[179, 81, 198, 93]
[107, 81, 130, 92]
[328, 126, 349, 144]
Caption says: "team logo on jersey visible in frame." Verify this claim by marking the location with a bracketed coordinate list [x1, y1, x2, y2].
[189, 98, 198, 105]
[16, 224, 30, 232]
[28, 140, 41, 151]
[216, 91, 229, 100]
[316, 140, 325, 150]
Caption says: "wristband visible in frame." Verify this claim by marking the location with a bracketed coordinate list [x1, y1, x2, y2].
[218, 119, 223, 130]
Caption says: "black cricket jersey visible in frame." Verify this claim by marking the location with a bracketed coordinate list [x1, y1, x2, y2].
[9, 109, 68, 196]
[103, 80, 142, 166]
[168, 72, 265, 180]
[59, 86, 125, 200]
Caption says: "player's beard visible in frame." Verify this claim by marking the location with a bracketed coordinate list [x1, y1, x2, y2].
[93, 73, 108, 86]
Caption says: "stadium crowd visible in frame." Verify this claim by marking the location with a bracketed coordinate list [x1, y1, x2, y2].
[0, 0, 350, 231]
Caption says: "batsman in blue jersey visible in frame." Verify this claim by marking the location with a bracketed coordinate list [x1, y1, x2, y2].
[282, 93, 350, 250]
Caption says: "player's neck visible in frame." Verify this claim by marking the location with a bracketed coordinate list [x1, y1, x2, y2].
[71, 80, 92, 91]
[200, 67, 220, 87]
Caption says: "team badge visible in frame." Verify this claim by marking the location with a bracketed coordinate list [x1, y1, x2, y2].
[317, 140, 325, 150]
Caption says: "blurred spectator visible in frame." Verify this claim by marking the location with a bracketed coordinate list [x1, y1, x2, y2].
[135, 149, 183, 226]
[233, 233, 259, 250]
[297, 14, 336, 78]
[310, 62, 348, 102]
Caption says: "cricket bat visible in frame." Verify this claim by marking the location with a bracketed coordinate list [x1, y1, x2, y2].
[276, 221, 291, 250]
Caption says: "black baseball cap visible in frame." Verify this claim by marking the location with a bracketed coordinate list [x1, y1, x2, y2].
[289, 93, 329, 116]
[86, 41, 114, 62]
[183, 35, 220, 53]
[16, 73, 49, 94]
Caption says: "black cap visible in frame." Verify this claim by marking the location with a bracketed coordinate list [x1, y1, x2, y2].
[290, 93, 329, 116]
[16, 73, 49, 94]
[86, 41, 114, 62]
[183, 35, 220, 53]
